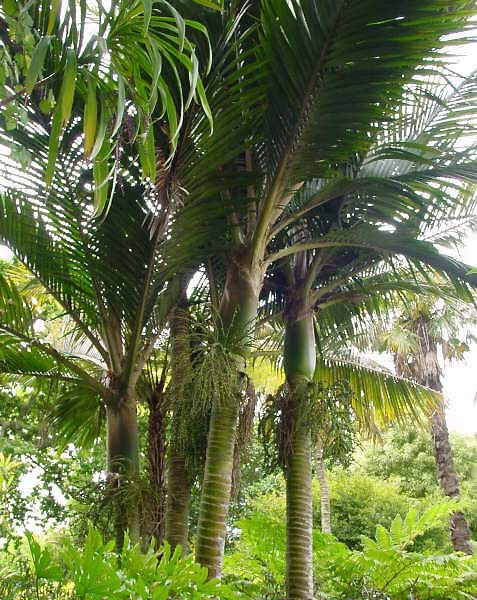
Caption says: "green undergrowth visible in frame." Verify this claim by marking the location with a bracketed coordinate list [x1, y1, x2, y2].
[223, 498, 477, 599]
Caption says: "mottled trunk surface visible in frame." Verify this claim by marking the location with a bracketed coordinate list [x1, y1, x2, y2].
[106, 391, 139, 548]
[196, 398, 239, 579]
[196, 252, 261, 578]
[147, 389, 167, 545]
[165, 298, 194, 554]
[430, 398, 472, 554]
[315, 445, 331, 534]
[284, 309, 315, 600]
[231, 378, 258, 498]
[165, 451, 191, 554]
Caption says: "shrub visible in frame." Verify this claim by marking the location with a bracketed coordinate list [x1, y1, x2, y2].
[0, 526, 237, 600]
[224, 499, 477, 600]
[322, 470, 413, 549]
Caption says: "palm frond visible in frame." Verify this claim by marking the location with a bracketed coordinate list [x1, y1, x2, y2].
[255, 0, 476, 225]
[315, 355, 436, 434]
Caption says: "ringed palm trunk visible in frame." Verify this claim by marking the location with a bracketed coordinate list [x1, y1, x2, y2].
[315, 444, 331, 534]
[196, 254, 261, 579]
[283, 309, 316, 600]
[165, 449, 192, 553]
[106, 388, 140, 548]
[165, 299, 194, 554]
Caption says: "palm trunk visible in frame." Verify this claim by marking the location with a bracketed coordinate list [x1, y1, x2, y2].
[283, 310, 316, 600]
[231, 378, 258, 498]
[165, 452, 192, 552]
[315, 445, 331, 534]
[396, 333, 472, 555]
[106, 390, 139, 548]
[196, 255, 260, 578]
[429, 396, 472, 554]
[165, 297, 194, 554]
[196, 398, 240, 579]
[147, 388, 167, 545]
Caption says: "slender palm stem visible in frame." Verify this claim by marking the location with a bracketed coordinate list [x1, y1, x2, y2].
[196, 396, 239, 579]
[147, 389, 167, 545]
[395, 321, 473, 555]
[283, 309, 316, 600]
[165, 295, 194, 554]
[196, 255, 261, 578]
[315, 445, 331, 534]
[286, 407, 313, 600]
[165, 452, 192, 553]
[430, 399, 473, 554]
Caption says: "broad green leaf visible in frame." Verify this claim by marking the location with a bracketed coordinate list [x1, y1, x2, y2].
[152, 587, 169, 600]
[2, 0, 18, 17]
[83, 74, 98, 158]
[47, 0, 61, 35]
[110, 73, 125, 138]
[137, 123, 156, 181]
[157, 78, 178, 149]
[25, 36, 50, 94]
[390, 514, 403, 546]
[163, 0, 185, 52]
[142, 0, 152, 33]
[89, 95, 110, 161]
[92, 137, 111, 216]
[60, 49, 77, 126]
[45, 97, 63, 186]
[195, 77, 213, 134]
[192, 0, 223, 11]
[375, 524, 391, 549]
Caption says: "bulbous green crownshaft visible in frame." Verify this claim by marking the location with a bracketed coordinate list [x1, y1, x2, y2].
[284, 312, 316, 384]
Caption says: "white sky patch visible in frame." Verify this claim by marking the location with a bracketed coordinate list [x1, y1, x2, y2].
[0, 245, 13, 260]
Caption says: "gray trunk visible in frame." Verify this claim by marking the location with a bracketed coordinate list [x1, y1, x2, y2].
[396, 328, 472, 555]
[315, 445, 331, 534]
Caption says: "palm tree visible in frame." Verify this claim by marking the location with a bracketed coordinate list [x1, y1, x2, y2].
[164, 280, 195, 554]
[163, 2, 477, 580]
[0, 0, 215, 546]
[0, 122, 183, 544]
[257, 64, 477, 595]
[314, 445, 331, 534]
[380, 297, 475, 554]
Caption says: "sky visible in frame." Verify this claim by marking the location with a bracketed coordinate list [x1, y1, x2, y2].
[2, 42, 477, 436]
[442, 234, 477, 435]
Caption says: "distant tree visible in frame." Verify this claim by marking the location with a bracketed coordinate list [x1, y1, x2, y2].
[379, 299, 476, 553]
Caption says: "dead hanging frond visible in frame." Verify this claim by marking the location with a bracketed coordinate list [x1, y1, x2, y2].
[143, 142, 186, 239]
[259, 380, 357, 473]
[231, 376, 259, 498]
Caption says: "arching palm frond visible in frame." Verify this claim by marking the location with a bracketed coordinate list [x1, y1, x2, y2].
[1, 0, 212, 200]
[315, 355, 436, 435]
[0, 271, 102, 388]
[250, 1, 477, 260]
